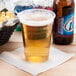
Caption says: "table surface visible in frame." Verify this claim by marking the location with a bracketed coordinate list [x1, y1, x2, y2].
[0, 32, 76, 76]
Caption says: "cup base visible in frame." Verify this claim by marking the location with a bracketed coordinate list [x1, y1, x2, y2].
[25, 56, 48, 63]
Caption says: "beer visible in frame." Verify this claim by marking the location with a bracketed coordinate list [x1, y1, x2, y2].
[22, 24, 52, 62]
[53, 0, 74, 45]
[18, 9, 55, 63]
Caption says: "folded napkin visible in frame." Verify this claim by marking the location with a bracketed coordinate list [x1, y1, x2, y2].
[0, 47, 74, 76]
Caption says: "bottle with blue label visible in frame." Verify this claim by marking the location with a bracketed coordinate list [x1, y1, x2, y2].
[53, 0, 75, 45]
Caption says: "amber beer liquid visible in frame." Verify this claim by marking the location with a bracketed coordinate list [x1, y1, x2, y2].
[18, 9, 55, 63]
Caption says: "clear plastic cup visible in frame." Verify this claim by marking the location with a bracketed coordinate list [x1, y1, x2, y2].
[18, 9, 55, 63]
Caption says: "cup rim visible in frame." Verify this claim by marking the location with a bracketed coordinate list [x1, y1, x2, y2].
[17, 9, 56, 26]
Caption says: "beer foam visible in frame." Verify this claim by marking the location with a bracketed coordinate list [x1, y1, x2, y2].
[18, 9, 55, 26]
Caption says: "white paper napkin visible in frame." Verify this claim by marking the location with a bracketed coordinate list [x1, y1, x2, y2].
[0, 47, 74, 76]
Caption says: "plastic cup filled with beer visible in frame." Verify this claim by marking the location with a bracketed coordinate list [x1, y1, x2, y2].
[18, 9, 55, 63]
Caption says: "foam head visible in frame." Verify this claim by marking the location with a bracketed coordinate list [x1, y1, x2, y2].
[17, 9, 55, 26]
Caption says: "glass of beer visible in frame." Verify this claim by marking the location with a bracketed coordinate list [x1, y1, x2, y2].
[18, 9, 55, 63]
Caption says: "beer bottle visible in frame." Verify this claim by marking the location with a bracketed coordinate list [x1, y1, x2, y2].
[53, 0, 75, 45]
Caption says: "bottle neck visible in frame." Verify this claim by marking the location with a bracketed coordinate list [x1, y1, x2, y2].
[55, 0, 74, 6]
[54, 0, 74, 17]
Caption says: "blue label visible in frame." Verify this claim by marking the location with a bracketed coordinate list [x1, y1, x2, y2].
[57, 12, 74, 35]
